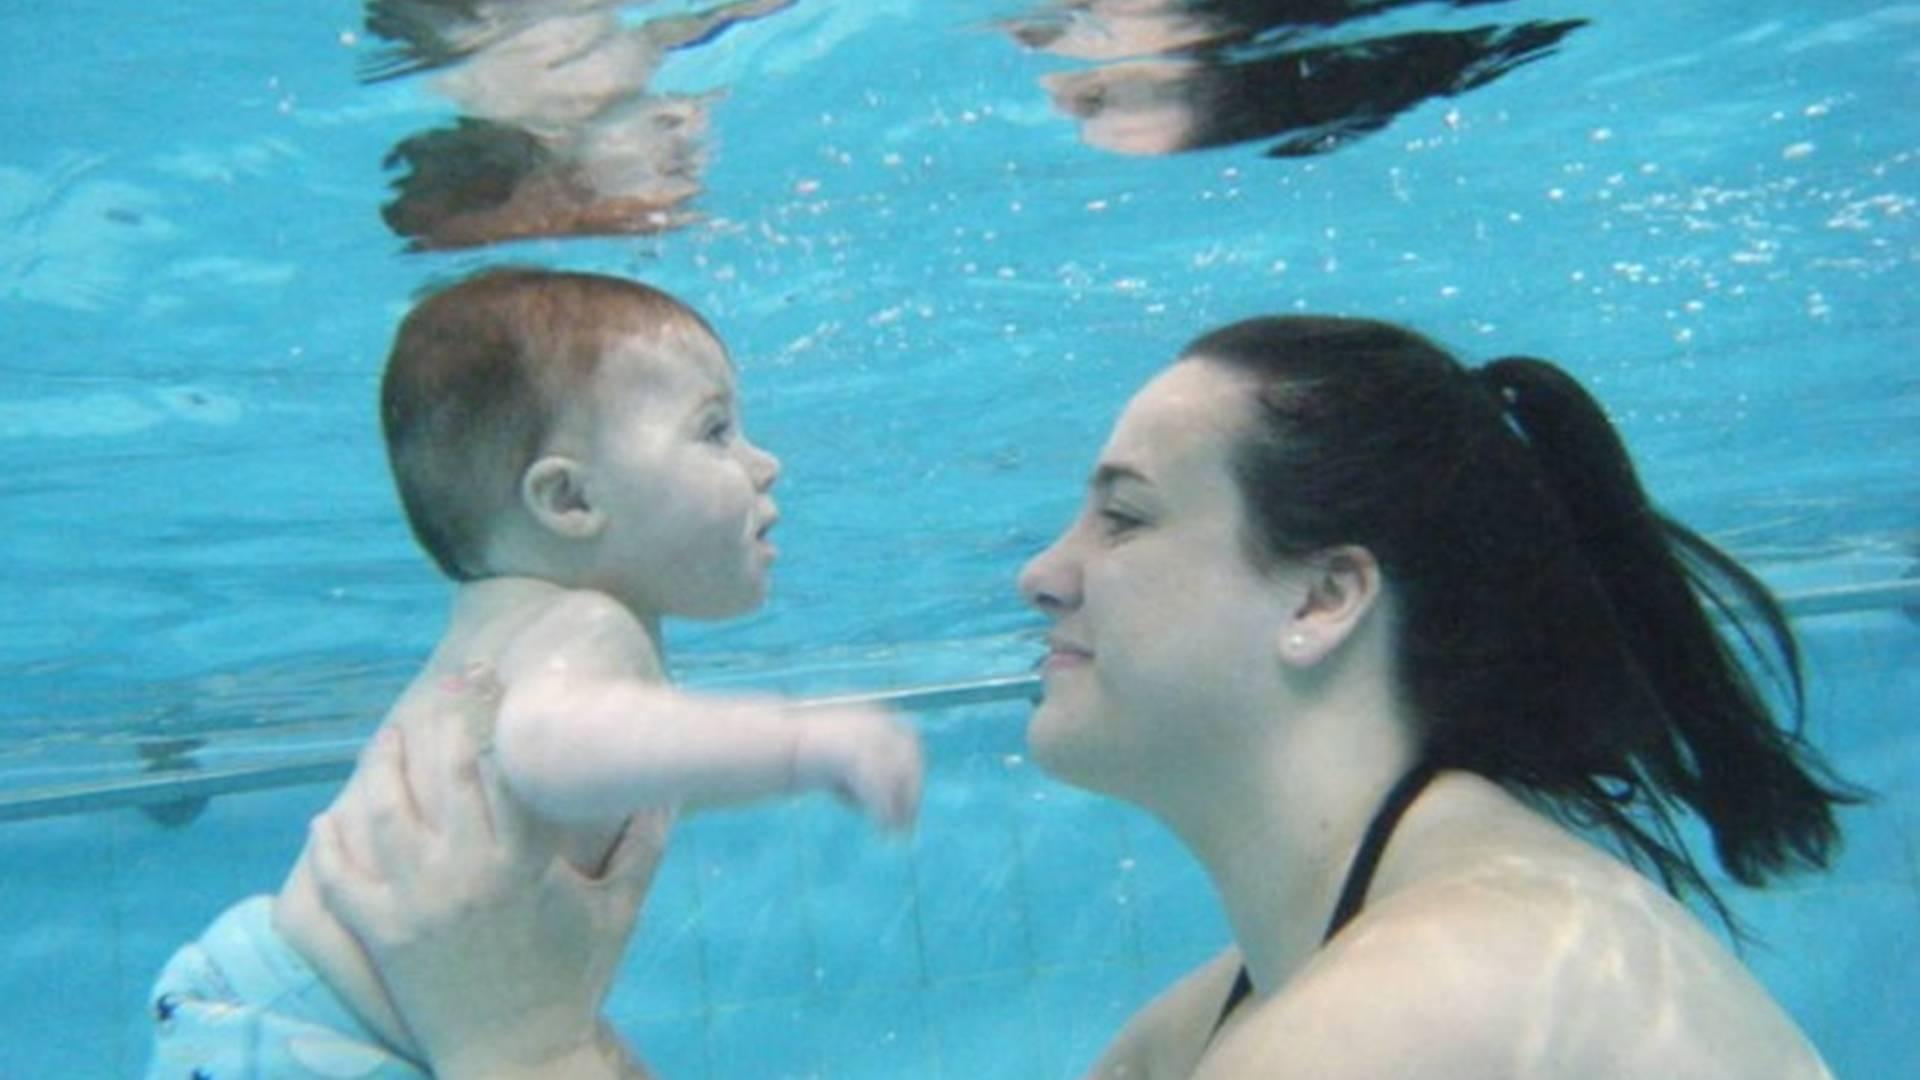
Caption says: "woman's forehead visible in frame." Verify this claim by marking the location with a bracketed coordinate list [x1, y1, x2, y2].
[1097, 361, 1249, 488]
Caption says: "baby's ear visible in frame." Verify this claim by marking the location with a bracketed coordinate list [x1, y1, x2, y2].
[521, 455, 604, 539]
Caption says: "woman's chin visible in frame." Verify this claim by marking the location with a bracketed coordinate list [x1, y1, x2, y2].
[1024, 703, 1095, 784]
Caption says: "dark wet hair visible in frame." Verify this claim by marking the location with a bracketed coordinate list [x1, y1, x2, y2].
[1169, 21, 1587, 156]
[381, 267, 717, 581]
[1184, 315, 1863, 927]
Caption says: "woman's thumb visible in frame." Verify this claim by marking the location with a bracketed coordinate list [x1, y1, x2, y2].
[595, 809, 672, 908]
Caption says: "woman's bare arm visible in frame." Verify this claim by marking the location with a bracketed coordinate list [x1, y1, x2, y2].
[1082, 949, 1243, 1080]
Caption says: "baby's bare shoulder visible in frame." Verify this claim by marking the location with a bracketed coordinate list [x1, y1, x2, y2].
[501, 588, 659, 683]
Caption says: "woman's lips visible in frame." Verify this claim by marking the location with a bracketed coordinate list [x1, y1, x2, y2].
[1042, 640, 1092, 671]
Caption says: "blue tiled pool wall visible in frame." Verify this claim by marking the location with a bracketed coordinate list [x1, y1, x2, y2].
[1, 606, 1913, 1078]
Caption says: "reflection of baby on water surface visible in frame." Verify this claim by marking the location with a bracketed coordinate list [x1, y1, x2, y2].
[364, 0, 793, 250]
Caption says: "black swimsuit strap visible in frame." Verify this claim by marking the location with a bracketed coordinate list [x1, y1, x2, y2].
[1322, 758, 1440, 941]
[1211, 760, 1441, 1036]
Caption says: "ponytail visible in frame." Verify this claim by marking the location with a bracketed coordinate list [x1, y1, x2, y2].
[1186, 316, 1862, 939]
[1479, 358, 1862, 893]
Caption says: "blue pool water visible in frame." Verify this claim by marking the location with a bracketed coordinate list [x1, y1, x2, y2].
[2, 0, 1916, 1075]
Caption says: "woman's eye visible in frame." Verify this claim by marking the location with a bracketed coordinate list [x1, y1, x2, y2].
[1098, 508, 1144, 535]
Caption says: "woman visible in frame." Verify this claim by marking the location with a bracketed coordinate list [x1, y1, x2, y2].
[312, 315, 1857, 1078]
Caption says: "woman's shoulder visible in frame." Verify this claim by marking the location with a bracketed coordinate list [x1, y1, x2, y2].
[1083, 948, 1244, 1080]
[1202, 791, 1832, 1079]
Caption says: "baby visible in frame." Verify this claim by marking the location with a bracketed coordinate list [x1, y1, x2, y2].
[146, 268, 922, 1077]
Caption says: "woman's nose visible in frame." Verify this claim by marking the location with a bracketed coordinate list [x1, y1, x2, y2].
[1018, 534, 1078, 615]
[748, 443, 780, 490]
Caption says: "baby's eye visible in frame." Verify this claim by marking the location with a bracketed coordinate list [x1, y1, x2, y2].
[702, 417, 733, 444]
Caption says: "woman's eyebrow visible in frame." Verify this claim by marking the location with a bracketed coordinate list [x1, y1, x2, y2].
[1091, 462, 1149, 493]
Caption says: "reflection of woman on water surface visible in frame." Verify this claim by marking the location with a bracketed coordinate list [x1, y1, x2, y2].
[1006, 1, 1587, 157]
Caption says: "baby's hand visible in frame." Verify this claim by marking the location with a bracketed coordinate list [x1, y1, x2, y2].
[792, 707, 923, 831]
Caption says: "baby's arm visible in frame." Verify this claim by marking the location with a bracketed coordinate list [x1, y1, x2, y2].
[493, 591, 922, 830]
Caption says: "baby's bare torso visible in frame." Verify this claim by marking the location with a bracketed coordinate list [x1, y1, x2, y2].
[274, 579, 653, 1058]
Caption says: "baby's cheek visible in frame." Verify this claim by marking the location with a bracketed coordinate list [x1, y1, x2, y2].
[692, 490, 748, 532]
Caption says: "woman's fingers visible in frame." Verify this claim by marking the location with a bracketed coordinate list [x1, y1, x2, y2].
[307, 811, 362, 884]
[533, 809, 673, 1014]
[594, 811, 671, 947]
[472, 740, 542, 864]
[434, 664, 525, 856]
[308, 811, 392, 937]
[600, 810, 671, 901]
[435, 720, 499, 856]
[358, 726, 429, 875]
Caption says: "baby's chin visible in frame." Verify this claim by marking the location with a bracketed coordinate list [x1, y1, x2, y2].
[678, 577, 771, 622]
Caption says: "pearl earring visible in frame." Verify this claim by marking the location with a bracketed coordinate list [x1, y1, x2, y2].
[1286, 632, 1308, 652]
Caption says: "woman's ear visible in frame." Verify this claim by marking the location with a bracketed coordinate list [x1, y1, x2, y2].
[521, 456, 605, 540]
[1277, 545, 1382, 667]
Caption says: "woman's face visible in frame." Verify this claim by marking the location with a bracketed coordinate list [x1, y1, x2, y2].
[1018, 359, 1306, 797]
[1041, 61, 1204, 156]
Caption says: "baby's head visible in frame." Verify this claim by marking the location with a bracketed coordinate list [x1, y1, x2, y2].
[382, 267, 780, 618]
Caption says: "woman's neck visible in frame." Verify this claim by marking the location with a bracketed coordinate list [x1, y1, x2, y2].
[1158, 695, 1421, 998]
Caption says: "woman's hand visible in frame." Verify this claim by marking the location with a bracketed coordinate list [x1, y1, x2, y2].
[308, 670, 667, 1079]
